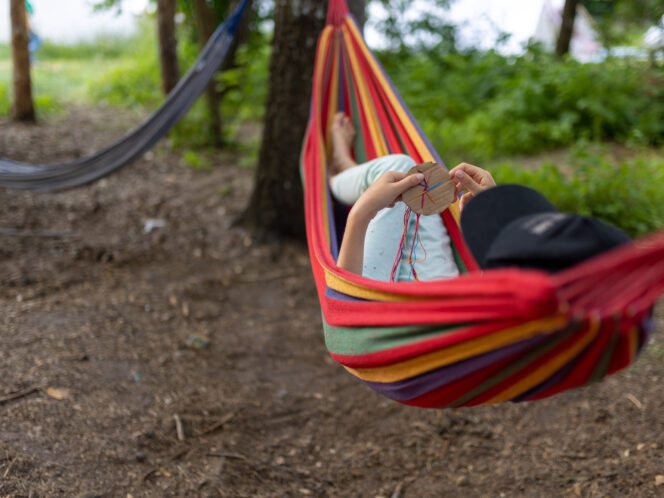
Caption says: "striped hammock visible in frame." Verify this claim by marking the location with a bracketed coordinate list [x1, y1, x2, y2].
[301, 0, 664, 408]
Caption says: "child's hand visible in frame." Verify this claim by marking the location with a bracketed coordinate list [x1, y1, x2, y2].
[449, 163, 496, 211]
[351, 171, 425, 222]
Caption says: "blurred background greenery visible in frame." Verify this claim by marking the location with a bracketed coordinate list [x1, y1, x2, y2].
[0, 0, 662, 237]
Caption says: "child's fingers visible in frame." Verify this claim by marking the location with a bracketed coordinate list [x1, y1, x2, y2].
[453, 170, 484, 195]
[394, 172, 424, 192]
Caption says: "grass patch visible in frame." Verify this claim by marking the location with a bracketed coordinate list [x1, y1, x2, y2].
[0, 25, 154, 116]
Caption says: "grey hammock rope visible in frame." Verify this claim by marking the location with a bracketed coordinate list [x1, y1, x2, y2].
[0, 0, 249, 191]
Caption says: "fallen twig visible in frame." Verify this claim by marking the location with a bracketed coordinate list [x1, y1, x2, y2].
[391, 481, 404, 498]
[207, 452, 247, 460]
[0, 386, 39, 404]
[174, 414, 185, 441]
[170, 447, 191, 461]
[196, 411, 236, 437]
[626, 393, 645, 411]
[235, 270, 301, 284]
[142, 468, 158, 481]
[2, 457, 16, 479]
[0, 227, 76, 238]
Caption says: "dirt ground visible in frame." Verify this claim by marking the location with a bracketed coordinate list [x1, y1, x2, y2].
[1, 107, 664, 498]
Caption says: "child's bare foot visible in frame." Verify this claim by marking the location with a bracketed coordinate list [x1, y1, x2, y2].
[330, 112, 357, 174]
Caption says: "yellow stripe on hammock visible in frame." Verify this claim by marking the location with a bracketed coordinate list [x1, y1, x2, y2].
[345, 314, 569, 383]
[341, 25, 389, 157]
[320, 18, 466, 298]
[315, 27, 335, 249]
[343, 19, 461, 222]
[323, 268, 420, 302]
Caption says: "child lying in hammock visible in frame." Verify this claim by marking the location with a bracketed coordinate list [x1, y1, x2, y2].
[328, 113, 629, 280]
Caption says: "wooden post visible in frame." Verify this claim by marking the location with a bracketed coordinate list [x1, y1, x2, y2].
[10, 0, 35, 122]
[156, 0, 180, 95]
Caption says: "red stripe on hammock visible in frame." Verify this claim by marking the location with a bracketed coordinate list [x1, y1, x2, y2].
[527, 318, 616, 401]
[459, 321, 599, 407]
[403, 352, 520, 408]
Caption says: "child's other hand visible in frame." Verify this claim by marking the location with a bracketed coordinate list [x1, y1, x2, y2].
[449, 163, 496, 211]
[351, 171, 424, 221]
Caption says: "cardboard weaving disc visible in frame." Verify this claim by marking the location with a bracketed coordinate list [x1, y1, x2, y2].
[403, 162, 455, 215]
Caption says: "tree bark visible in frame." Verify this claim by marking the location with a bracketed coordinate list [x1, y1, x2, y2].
[192, 0, 223, 145]
[348, 0, 366, 31]
[556, 0, 579, 57]
[156, 0, 180, 95]
[243, 0, 327, 241]
[10, 0, 34, 122]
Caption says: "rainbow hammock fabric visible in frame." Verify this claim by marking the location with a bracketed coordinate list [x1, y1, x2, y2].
[301, 0, 664, 408]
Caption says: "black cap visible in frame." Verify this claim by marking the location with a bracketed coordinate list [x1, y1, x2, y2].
[460, 185, 631, 273]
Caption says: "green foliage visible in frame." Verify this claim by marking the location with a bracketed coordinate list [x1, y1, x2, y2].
[491, 149, 664, 237]
[37, 38, 134, 60]
[585, 0, 664, 46]
[85, 8, 269, 147]
[582, 0, 615, 18]
[380, 47, 664, 165]
[89, 55, 161, 108]
[219, 39, 269, 122]
[33, 94, 62, 116]
[183, 149, 212, 170]
[87, 21, 162, 108]
[369, 0, 456, 52]
[218, 184, 233, 197]
[0, 83, 9, 115]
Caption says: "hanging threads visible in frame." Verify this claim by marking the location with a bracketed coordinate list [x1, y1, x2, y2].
[390, 170, 433, 282]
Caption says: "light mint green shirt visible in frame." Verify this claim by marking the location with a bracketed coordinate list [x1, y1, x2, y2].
[330, 154, 459, 282]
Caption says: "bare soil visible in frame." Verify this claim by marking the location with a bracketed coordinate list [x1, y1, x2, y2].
[1, 107, 664, 498]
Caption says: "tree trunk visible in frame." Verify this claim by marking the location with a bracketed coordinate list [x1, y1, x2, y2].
[243, 0, 327, 241]
[556, 0, 579, 57]
[10, 0, 34, 122]
[192, 0, 223, 146]
[348, 0, 366, 31]
[157, 0, 180, 95]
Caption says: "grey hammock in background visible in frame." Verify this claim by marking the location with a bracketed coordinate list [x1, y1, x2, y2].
[0, 0, 249, 191]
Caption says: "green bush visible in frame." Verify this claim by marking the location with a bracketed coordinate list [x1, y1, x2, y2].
[380, 47, 664, 163]
[183, 149, 212, 170]
[89, 55, 161, 108]
[87, 22, 270, 148]
[0, 83, 10, 115]
[491, 150, 664, 238]
[33, 94, 62, 116]
[38, 37, 133, 60]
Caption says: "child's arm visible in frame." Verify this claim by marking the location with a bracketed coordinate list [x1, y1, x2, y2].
[337, 171, 424, 275]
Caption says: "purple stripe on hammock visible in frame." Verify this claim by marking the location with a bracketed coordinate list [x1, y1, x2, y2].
[639, 315, 654, 354]
[325, 286, 369, 302]
[362, 334, 551, 401]
[327, 186, 340, 260]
